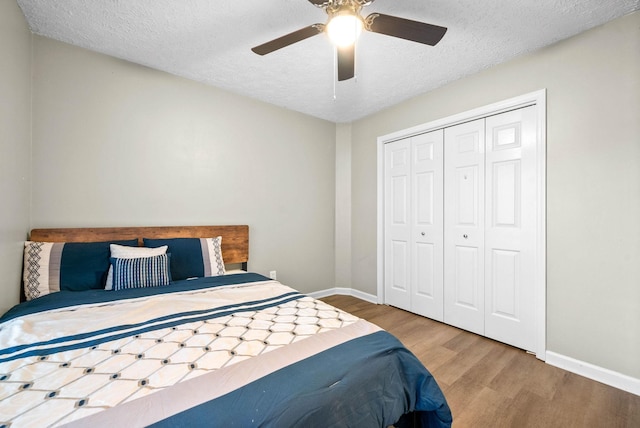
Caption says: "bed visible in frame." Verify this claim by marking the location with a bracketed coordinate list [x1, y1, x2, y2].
[0, 225, 451, 427]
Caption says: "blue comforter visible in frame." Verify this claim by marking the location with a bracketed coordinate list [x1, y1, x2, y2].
[0, 274, 451, 427]
[152, 331, 450, 428]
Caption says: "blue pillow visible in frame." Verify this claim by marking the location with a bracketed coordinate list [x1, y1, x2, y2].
[60, 240, 139, 291]
[23, 239, 139, 299]
[111, 254, 172, 291]
[143, 237, 225, 281]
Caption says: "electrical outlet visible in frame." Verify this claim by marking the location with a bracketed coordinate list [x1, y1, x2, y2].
[269, 270, 277, 280]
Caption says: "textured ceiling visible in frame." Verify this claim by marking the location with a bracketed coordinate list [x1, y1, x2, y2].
[16, 0, 640, 123]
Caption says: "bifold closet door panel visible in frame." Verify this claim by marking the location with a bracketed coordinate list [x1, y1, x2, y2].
[383, 101, 540, 352]
[384, 138, 412, 311]
[444, 119, 486, 336]
[410, 131, 444, 321]
[484, 106, 537, 352]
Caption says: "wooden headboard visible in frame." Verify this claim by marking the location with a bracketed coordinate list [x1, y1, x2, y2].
[29, 225, 249, 267]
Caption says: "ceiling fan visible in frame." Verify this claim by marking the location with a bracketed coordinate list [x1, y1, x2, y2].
[251, 0, 447, 81]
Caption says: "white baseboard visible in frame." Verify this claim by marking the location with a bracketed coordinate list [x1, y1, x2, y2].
[546, 351, 639, 396]
[308, 287, 378, 304]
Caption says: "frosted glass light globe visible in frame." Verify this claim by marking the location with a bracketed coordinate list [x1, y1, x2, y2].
[326, 14, 363, 47]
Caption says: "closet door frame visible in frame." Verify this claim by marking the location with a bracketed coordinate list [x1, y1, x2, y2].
[376, 89, 547, 360]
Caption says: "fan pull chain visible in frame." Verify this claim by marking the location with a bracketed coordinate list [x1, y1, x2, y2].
[354, 38, 358, 83]
[333, 45, 337, 100]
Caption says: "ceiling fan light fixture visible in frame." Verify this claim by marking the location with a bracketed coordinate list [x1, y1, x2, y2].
[326, 12, 363, 47]
[251, 0, 448, 82]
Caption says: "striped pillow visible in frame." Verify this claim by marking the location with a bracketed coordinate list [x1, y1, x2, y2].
[105, 244, 169, 290]
[111, 254, 172, 291]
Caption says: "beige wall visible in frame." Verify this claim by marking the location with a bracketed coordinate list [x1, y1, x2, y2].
[335, 123, 352, 288]
[0, 0, 32, 314]
[349, 12, 640, 378]
[30, 36, 336, 296]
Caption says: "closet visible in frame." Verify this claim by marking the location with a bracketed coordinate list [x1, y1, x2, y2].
[382, 103, 540, 353]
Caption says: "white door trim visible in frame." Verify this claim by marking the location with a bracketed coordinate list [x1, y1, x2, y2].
[377, 89, 547, 360]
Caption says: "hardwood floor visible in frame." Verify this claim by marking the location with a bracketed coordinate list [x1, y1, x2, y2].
[321, 295, 640, 428]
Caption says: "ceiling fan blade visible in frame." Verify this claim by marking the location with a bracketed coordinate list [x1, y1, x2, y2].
[337, 45, 355, 81]
[307, 0, 330, 6]
[252, 24, 324, 55]
[366, 13, 447, 46]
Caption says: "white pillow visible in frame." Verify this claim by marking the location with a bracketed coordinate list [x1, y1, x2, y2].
[105, 244, 168, 290]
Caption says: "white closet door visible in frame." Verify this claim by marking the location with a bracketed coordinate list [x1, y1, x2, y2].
[384, 138, 411, 311]
[484, 106, 537, 351]
[444, 119, 485, 335]
[411, 131, 444, 320]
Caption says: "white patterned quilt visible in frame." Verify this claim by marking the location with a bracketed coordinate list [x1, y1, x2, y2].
[0, 276, 358, 426]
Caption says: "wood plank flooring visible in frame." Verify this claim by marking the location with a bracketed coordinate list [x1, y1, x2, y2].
[321, 295, 640, 428]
